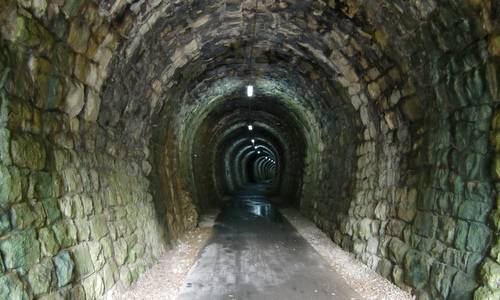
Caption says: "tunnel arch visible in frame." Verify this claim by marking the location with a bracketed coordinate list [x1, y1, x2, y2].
[0, 1, 499, 299]
[185, 88, 312, 208]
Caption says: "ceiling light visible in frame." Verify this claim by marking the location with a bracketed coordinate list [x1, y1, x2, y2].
[247, 85, 254, 97]
[257, 151, 261, 154]
[251, 139, 255, 144]
[248, 124, 253, 131]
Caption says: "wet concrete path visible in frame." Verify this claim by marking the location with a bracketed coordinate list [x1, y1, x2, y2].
[177, 184, 363, 300]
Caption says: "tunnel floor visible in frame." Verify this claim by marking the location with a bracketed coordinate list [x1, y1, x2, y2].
[176, 183, 363, 300]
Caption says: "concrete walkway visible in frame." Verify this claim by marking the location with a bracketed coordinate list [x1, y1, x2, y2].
[177, 184, 363, 300]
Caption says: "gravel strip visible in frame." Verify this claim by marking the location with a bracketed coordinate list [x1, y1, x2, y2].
[280, 208, 414, 300]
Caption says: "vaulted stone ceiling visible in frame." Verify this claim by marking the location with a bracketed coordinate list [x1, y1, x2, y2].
[0, 0, 499, 299]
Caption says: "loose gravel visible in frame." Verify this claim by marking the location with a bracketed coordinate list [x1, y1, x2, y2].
[280, 208, 414, 300]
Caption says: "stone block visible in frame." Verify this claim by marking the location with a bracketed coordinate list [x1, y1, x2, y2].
[466, 222, 491, 253]
[10, 202, 38, 229]
[75, 219, 90, 242]
[62, 0, 83, 18]
[388, 238, 409, 265]
[81, 195, 94, 216]
[83, 88, 101, 122]
[51, 43, 75, 75]
[39, 227, 59, 257]
[89, 241, 105, 271]
[0, 165, 22, 208]
[494, 156, 500, 180]
[429, 262, 456, 299]
[443, 247, 468, 270]
[357, 218, 373, 240]
[0, 273, 29, 300]
[398, 188, 417, 222]
[403, 250, 430, 289]
[83, 273, 104, 299]
[392, 265, 404, 287]
[449, 271, 478, 300]
[466, 69, 486, 102]
[67, 18, 90, 54]
[28, 258, 53, 295]
[90, 215, 108, 240]
[488, 35, 500, 57]
[10, 133, 46, 170]
[0, 210, 11, 235]
[35, 74, 62, 110]
[130, 264, 146, 283]
[458, 200, 492, 222]
[61, 168, 83, 194]
[69, 285, 86, 299]
[114, 239, 128, 266]
[42, 198, 62, 225]
[386, 219, 406, 237]
[461, 153, 489, 180]
[454, 220, 469, 250]
[368, 82, 381, 99]
[467, 252, 484, 273]
[101, 263, 115, 290]
[474, 286, 500, 300]
[366, 236, 379, 254]
[35, 172, 61, 199]
[59, 194, 83, 219]
[384, 111, 398, 130]
[38, 288, 70, 300]
[437, 217, 455, 245]
[53, 250, 74, 287]
[0, 128, 11, 165]
[376, 258, 393, 279]
[465, 182, 493, 203]
[486, 62, 498, 102]
[63, 80, 85, 118]
[0, 229, 40, 268]
[120, 266, 133, 286]
[72, 243, 94, 278]
[414, 212, 437, 238]
[101, 236, 113, 259]
[52, 220, 77, 248]
[78, 61, 98, 88]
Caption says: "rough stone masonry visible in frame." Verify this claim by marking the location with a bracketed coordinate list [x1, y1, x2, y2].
[0, 0, 499, 299]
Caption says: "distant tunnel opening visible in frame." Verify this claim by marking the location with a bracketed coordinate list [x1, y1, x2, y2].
[245, 151, 277, 184]
[188, 95, 310, 208]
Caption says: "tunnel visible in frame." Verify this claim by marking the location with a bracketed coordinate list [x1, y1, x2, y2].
[0, 0, 499, 299]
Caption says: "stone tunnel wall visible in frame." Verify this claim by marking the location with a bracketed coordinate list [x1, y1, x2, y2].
[297, 3, 500, 300]
[0, 1, 168, 299]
